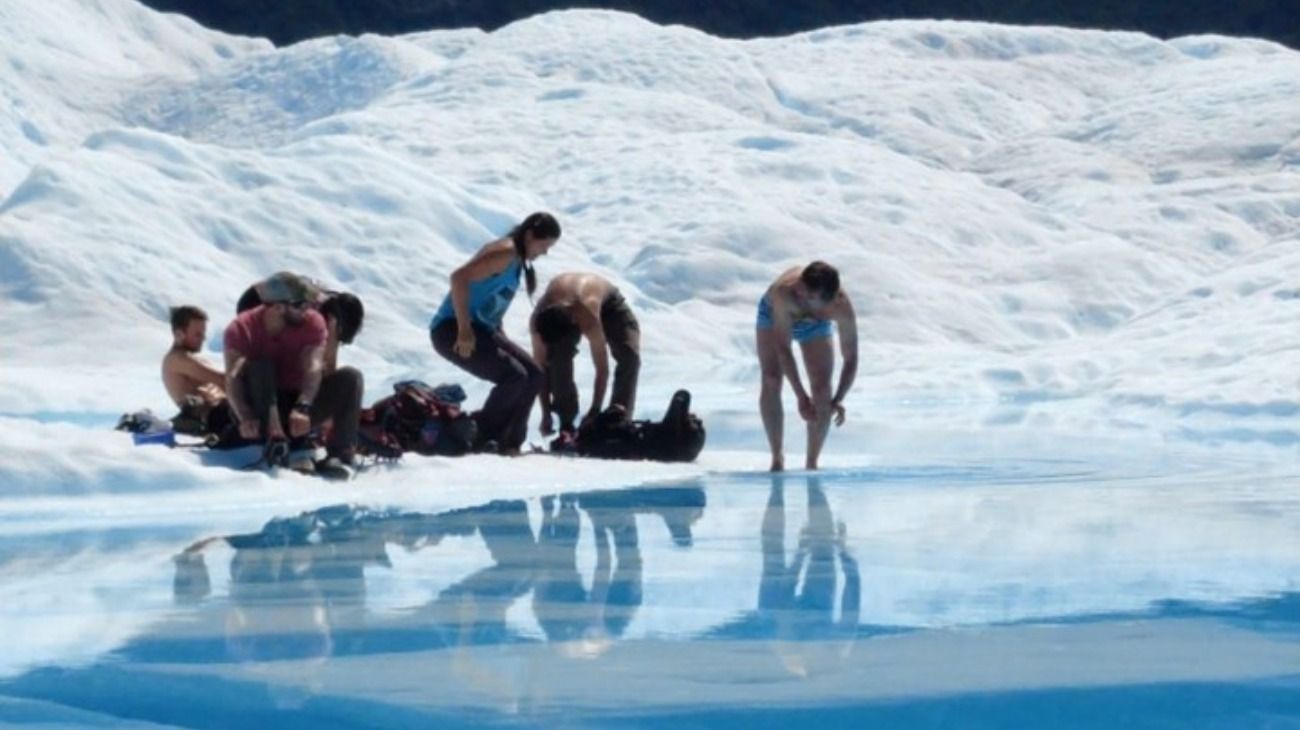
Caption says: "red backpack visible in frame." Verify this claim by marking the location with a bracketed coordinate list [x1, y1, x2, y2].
[357, 381, 477, 459]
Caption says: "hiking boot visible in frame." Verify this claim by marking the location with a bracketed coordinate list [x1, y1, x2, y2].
[264, 438, 290, 468]
[287, 437, 316, 474]
[288, 454, 316, 474]
[549, 430, 578, 453]
[315, 456, 354, 481]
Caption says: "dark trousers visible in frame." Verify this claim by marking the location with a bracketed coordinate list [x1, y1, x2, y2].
[547, 292, 640, 431]
[431, 320, 543, 452]
[241, 360, 363, 457]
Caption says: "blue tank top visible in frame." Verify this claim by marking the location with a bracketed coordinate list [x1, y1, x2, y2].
[430, 258, 522, 330]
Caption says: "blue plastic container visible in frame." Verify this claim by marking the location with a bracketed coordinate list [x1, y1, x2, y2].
[132, 430, 176, 447]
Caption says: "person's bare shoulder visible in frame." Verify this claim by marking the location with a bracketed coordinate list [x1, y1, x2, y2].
[831, 289, 854, 315]
[456, 238, 515, 280]
[576, 274, 612, 310]
[161, 348, 184, 372]
[767, 278, 794, 309]
[766, 268, 801, 303]
[478, 237, 516, 263]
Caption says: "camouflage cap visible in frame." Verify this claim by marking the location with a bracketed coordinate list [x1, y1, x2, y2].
[256, 272, 322, 304]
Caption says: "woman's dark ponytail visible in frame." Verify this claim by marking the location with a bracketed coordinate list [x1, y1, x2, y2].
[511, 233, 537, 297]
[509, 211, 561, 297]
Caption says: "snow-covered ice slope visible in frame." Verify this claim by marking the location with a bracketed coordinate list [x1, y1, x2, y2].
[2, 0, 1299, 444]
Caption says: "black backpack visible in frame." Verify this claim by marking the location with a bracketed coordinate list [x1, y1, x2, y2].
[569, 390, 705, 462]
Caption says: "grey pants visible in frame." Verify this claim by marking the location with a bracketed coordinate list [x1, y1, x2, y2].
[546, 290, 640, 432]
[431, 320, 543, 452]
[241, 360, 363, 457]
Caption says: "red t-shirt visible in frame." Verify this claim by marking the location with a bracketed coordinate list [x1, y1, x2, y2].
[223, 306, 328, 392]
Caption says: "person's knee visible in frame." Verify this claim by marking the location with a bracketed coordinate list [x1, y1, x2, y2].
[334, 366, 364, 395]
[525, 363, 545, 397]
[493, 354, 527, 386]
[242, 360, 278, 405]
[811, 383, 833, 408]
[246, 358, 275, 381]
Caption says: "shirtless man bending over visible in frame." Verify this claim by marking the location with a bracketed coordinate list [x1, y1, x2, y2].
[530, 272, 640, 437]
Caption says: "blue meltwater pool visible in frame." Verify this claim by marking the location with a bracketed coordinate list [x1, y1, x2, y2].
[1, 457, 1298, 728]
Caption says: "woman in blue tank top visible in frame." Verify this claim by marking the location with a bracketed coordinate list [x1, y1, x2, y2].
[431, 212, 561, 454]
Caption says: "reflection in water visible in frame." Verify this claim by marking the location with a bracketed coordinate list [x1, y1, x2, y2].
[534, 487, 706, 658]
[411, 498, 538, 650]
[167, 486, 707, 666]
[5, 474, 1300, 727]
[153, 475, 852, 711]
[761, 476, 860, 635]
[175, 505, 407, 663]
[707, 475, 862, 677]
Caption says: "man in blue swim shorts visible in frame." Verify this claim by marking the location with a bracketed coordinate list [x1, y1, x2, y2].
[756, 261, 859, 472]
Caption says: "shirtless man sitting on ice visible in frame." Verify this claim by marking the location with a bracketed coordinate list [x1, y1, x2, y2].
[162, 305, 235, 439]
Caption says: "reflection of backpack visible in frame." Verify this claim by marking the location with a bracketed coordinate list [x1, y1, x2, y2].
[357, 380, 477, 458]
[569, 390, 706, 462]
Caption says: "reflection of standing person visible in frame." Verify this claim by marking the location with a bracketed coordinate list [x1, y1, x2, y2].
[758, 476, 860, 675]
[430, 213, 562, 454]
[583, 498, 643, 641]
[418, 500, 538, 644]
[533, 494, 590, 647]
[533, 486, 706, 656]
[410, 499, 538, 706]
[756, 262, 859, 471]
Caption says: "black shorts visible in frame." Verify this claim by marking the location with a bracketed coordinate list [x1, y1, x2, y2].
[204, 399, 236, 436]
[206, 400, 256, 449]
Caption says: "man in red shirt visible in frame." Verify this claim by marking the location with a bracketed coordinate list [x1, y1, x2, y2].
[236, 271, 365, 377]
[223, 274, 363, 475]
